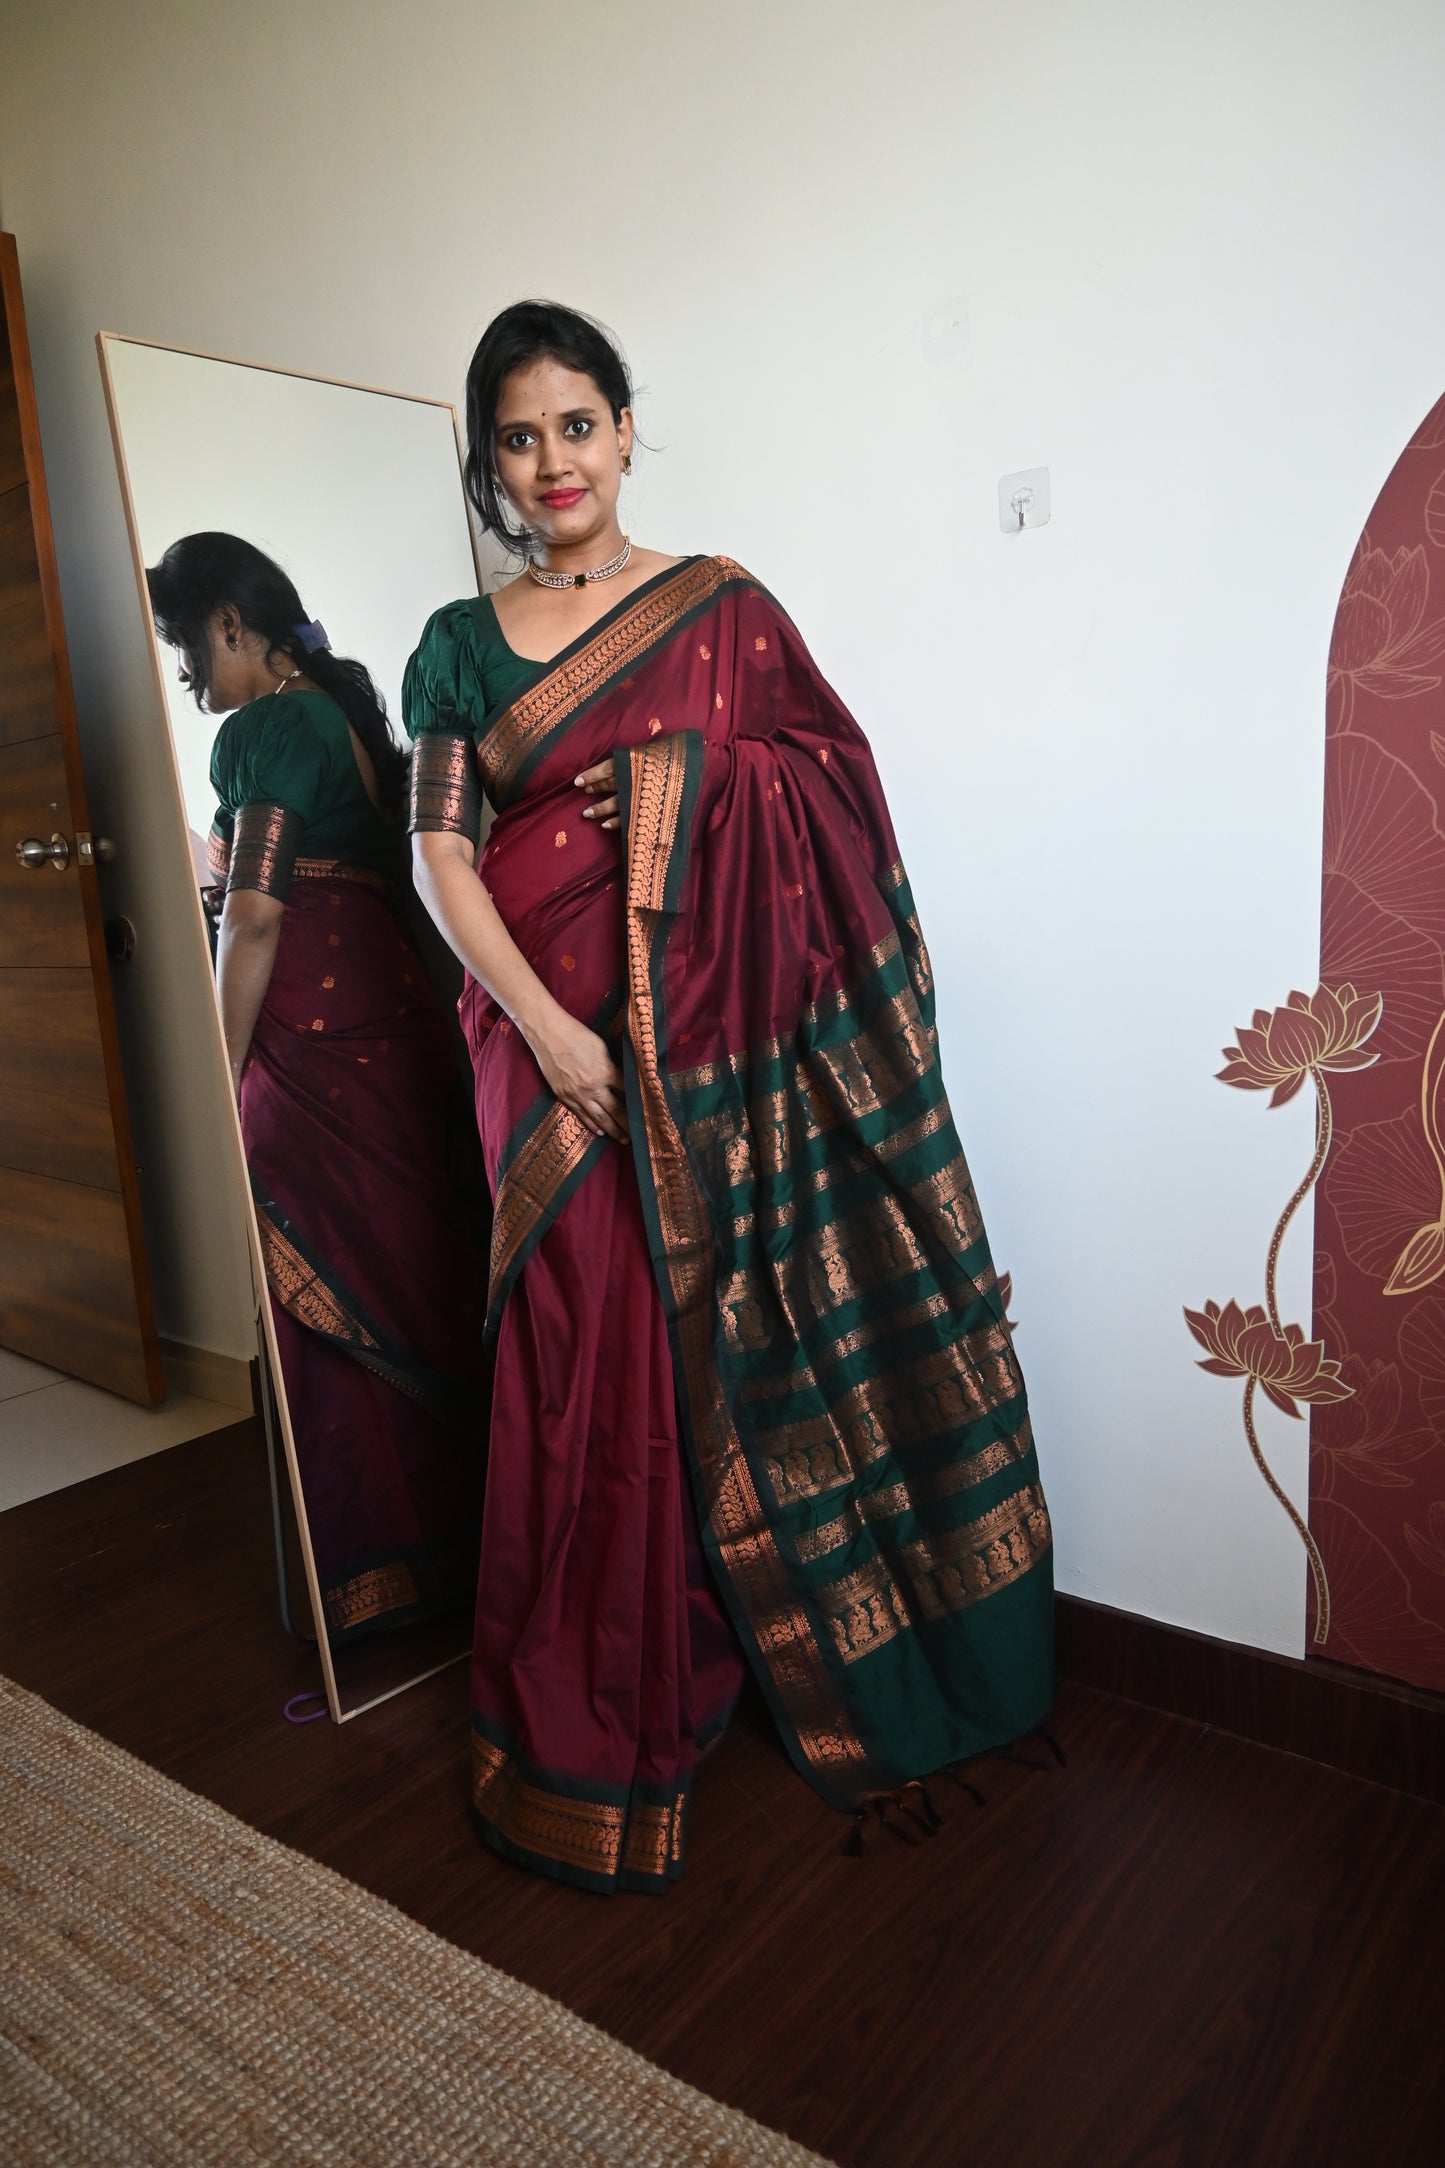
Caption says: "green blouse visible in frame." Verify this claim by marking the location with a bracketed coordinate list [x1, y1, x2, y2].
[402, 594, 540, 746]
[210, 688, 404, 892]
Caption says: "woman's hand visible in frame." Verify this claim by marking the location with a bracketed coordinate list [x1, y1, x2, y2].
[411, 829, 628, 1141]
[529, 1008, 629, 1143]
[574, 757, 620, 830]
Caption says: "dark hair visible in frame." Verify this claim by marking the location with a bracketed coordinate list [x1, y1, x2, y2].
[146, 531, 407, 818]
[464, 300, 633, 555]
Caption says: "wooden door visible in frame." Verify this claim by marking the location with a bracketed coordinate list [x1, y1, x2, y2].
[0, 232, 161, 1403]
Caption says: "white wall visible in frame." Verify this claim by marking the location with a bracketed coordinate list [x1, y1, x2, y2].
[4, 0, 1445, 1653]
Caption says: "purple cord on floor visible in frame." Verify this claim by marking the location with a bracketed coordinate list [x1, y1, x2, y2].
[283, 1692, 328, 1724]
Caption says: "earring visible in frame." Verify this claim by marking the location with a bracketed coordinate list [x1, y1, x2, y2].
[622, 454, 633, 475]
[227, 634, 239, 650]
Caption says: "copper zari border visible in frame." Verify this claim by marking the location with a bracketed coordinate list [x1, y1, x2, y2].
[290, 857, 392, 892]
[477, 555, 749, 806]
[480, 991, 627, 1344]
[618, 730, 870, 1793]
[228, 800, 302, 898]
[471, 1725, 689, 1892]
[487, 1098, 601, 1320]
[255, 1194, 471, 1429]
[324, 1559, 424, 1634]
[409, 730, 483, 843]
[257, 1207, 382, 1350]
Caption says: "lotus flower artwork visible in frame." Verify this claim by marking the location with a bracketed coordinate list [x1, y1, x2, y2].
[1184, 1301, 1353, 1418]
[1217, 985, 1384, 1108]
[1382, 1008, 1445, 1297]
[1186, 983, 1382, 1642]
[1327, 538, 1445, 727]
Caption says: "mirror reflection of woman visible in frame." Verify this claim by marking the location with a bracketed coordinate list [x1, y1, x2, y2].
[406, 304, 1054, 1894]
[149, 534, 483, 1647]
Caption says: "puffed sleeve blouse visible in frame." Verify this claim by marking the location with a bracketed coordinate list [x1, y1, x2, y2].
[209, 688, 402, 899]
[402, 597, 540, 843]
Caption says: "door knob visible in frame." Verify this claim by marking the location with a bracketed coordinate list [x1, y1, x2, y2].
[15, 833, 72, 871]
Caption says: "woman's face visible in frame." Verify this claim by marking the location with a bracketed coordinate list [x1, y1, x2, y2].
[492, 357, 633, 553]
[175, 607, 256, 714]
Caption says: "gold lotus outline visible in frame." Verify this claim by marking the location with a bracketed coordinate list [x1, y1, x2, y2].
[1382, 1006, 1445, 1296]
[1185, 982, 1384, 1644]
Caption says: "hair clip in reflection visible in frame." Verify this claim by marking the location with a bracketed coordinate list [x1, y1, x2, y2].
[293, 619, 330, 654]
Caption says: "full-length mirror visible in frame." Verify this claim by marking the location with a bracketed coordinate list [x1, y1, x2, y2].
[98, 334, 487, 1718]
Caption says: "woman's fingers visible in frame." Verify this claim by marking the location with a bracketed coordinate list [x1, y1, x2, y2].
[593, 1080, 628, 1143]
[575, 757, 623, 831]
[573, 1092, 627, 1143]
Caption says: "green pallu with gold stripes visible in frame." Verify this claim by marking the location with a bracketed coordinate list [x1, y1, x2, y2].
[615, 685, 1054, 1812]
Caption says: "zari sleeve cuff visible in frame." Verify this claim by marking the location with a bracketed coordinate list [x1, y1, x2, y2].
[227, 801, 303, 900]
[409, 732, 482, 844]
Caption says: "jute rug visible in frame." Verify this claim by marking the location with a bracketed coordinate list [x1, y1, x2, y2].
[0, 1679, 833, 2166]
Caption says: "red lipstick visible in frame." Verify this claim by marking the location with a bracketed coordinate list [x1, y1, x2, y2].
[541, 488, 585, 509]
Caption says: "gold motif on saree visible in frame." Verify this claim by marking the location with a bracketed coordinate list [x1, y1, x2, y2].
[478, 556, 746, 803]
[742, 1283, 1010, 1407]
[900, 1483, 1053, 1622]
[793, 1418, 1036, 1561]
[762, 1323, 1022, 1507]
[817, 1553, 913, 1663]
[720, 1269, 771, 1351]
[802, 994, 936, 1123]
[408, 733, 482, 843]
[812, 1480, 1051, 1660]
[206, 825, 230, 881]
[229, 801, 302, 899]
[763, 1183, 977, 1334]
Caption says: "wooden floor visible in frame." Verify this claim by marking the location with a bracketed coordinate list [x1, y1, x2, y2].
[3, 1419, 1444, 2167]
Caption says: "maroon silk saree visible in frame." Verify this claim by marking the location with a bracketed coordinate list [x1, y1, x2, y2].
[435, 556, 1053, 1891]
[237, 866, 485, 1641]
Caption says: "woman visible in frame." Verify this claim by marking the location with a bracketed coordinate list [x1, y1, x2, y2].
[149, 533, 483, 1644]
[405, 304, 1053, 1893]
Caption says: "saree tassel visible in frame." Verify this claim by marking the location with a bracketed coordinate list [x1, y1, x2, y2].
[877, 1787, 936, 1845]
[842, 1786, 939, 1856]
[990, 1727, 1067, 1773]
[942, 1766, 987, 1807]
[895, 1779, 942, 1837]
[842, 1798, 891, 1856]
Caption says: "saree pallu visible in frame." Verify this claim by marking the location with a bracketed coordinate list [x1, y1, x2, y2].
[240, 866, 485, 1642]
[459, 556, 1053, 1888]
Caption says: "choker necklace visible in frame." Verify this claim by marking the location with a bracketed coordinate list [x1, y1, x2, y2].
[527, 535, 632, 590]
